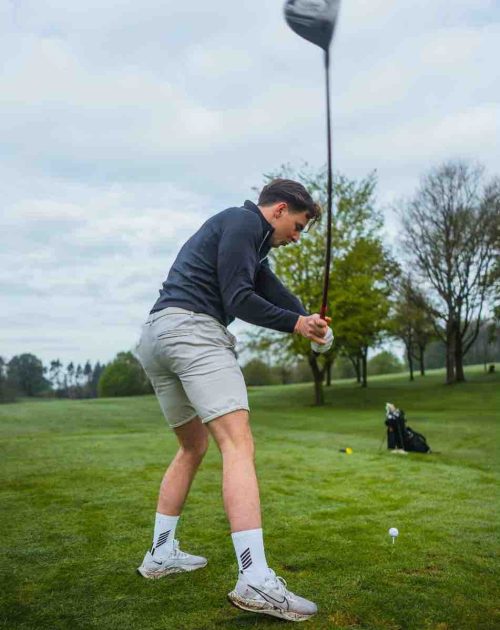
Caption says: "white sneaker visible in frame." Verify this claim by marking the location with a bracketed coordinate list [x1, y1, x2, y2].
[137, 539, 207, 579]
[228, 569, 318, 622]
[390, 448, 408, 455]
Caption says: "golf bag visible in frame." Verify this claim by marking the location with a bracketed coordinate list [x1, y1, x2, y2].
[385, 403, 431, 453]
[404, 426, 430, 453]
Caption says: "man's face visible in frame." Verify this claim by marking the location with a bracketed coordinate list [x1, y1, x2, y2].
[270, 204, 310, 247]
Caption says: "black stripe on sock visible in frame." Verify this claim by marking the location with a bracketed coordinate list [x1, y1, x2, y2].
[155, 530, 171, 548]
[241, 549, 251, 562]
[240, 547, 252, 570]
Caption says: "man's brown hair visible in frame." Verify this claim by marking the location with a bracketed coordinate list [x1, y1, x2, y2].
[258, 179, 321, 223]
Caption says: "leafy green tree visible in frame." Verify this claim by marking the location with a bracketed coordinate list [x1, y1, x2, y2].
[368, 351, 404, 375]
[331, 356, 356, 380]
[7, 354, 49, 397]
[98, 352, 152, 397]
[248, 165, 391, 403]
[242, 359, 276, 386]
[330, 238, 400, 387]
[247, 165, 397, 401]
[0, 356, 17, 403]
[285, 360, 312, 384]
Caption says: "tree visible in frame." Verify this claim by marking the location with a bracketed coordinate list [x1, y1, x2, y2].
[247, 165, 391, 403]
[411, 291, 436, 376]
[75, 364, 83, 388]
[242, 359, 276, 386]
[401, 161, 499, 384]
[331, 355, 356, 380]
[83, 361, 92, 386]
[98, 352, 153, 397]
[457, 318, 500, 369]
[48, 359, 63, 392]
[330, 237, 400, 387]
[390, 276, 435, 380]
[7, 354, 50, 397]
[368, 351, 404, 375]
[66, 362, 75, 389]
[0, 356, 17, 403]
[90, 362, 105, 397]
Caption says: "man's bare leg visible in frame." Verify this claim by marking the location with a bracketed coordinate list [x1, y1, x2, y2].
[208, 409, 269, 583]
[138, 416, 209, 578]
[208, 409, 261, 532]
[157, 416, 209, 515]
[209, 410, 318, 621]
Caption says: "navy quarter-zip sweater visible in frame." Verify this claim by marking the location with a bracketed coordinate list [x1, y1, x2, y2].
[151, 200, 307, 332]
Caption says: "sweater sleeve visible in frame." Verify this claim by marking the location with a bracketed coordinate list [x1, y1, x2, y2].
[255, 258, 308, 316]
[216, 212, 300, 333]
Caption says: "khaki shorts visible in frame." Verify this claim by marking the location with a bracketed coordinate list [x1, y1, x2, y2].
[134, 307, 249, 428]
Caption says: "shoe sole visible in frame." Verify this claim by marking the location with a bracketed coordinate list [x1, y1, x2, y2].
[137, 560, 207, 580]
[227, 591, 315, 622]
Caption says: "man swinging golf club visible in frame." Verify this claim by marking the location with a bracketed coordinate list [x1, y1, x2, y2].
[134, 178, 334, 622]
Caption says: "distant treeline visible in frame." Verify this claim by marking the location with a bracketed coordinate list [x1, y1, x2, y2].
[0, 350, 154, 403]
[2, 321, 498, 402]
[424, 323, 500, 370]
[242, 331, 499, 387]
[2, 349, 410, 400]
[0, 355, 106, 402]
[242, 350, 407, 386]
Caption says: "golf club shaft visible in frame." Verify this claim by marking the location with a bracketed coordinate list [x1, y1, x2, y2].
[320, 49, 333, 320]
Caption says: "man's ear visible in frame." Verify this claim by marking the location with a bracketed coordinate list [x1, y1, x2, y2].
[275, 202, 287, 218]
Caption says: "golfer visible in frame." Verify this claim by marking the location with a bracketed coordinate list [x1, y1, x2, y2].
[135, 179, 333, 622]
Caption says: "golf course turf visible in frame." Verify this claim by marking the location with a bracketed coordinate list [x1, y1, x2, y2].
[1, 366, 498, 629]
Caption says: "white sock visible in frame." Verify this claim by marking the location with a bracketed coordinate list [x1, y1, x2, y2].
[151, 513, 179, 558]
[231, 528, 269, 582]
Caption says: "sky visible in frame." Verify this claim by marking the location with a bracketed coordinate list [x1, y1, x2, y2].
[1, 0, 499, 368]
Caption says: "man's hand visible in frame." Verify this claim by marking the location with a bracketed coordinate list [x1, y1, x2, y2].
[294, 314, 329, 344]
[311, 327, 334, 353]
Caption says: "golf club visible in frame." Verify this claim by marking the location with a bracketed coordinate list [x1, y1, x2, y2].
[284, 0, 341, 319]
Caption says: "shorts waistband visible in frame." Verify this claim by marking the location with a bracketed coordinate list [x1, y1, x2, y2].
[145, 307, 223, 328]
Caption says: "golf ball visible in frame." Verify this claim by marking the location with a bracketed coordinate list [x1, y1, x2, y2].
[389, 527, 399, 537]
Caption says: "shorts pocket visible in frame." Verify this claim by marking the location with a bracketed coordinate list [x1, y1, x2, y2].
[154, 314, 194, 340]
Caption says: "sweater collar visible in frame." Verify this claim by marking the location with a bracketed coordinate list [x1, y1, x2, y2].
[243, 200, 274, 235]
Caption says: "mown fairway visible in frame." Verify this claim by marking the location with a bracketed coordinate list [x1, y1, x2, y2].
[1, 367, 499, 630]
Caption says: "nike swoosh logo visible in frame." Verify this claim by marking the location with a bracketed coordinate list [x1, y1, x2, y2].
[152, 560, 163, 566]
[249, 585, 289, 610]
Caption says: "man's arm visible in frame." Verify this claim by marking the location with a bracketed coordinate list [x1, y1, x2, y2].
[217, 212, 300, 332]
[255, 258, 308, 316]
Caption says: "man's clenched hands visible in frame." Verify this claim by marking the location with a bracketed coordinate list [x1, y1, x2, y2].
[294, 314, 330, 344]
[311, 327, 334, 353]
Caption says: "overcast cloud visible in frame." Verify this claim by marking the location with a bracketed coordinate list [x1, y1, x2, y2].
[1, 0, 499, 366]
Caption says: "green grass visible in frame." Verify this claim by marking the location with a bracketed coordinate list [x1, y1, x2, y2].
[1, 366, 499, 629]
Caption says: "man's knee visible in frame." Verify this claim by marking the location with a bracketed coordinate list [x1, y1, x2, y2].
[181, 435, 209, 461]
[175, 417, 210, 462]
